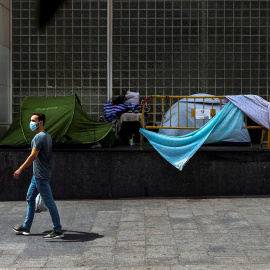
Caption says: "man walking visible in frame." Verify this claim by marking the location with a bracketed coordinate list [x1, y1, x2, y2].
[13, 112, 64, 240]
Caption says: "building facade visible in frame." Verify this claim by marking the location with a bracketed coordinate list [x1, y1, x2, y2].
[0, 0, 11, 138]
[1, 0, 270, 138]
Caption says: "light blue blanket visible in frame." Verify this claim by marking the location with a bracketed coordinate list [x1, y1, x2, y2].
[140, 102, 244, 171]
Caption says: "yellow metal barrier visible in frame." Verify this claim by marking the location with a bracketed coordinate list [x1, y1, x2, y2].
[140, 95, 269, 150]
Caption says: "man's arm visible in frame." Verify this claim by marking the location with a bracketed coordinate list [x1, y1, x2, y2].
[13, 147, 39, 179]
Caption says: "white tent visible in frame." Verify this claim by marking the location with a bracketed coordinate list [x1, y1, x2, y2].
[158, 94, 251, 143]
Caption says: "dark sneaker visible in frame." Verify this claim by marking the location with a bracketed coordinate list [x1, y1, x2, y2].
[43, 230, 64, 240]
[13, 225, 30, 236]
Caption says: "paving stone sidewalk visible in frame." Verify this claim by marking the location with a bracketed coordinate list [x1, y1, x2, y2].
[2, 198, 270, 269]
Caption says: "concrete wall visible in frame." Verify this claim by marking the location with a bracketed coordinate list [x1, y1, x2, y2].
[1, 147, 270, 201]
[0, 0, 11, 139]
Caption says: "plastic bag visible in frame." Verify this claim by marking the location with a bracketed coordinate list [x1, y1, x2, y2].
[35, 194, 48, 213]
[125, 90, 140, 105]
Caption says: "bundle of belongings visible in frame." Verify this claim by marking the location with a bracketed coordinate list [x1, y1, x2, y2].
[140, 94, 270, 171]
[104, 90, 140, 122]
[103, 90, 141, 144]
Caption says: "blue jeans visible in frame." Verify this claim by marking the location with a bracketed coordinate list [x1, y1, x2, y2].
[23, 176, 62, 233]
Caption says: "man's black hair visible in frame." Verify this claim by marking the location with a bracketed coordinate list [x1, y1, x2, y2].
[32, 112, 46, 126]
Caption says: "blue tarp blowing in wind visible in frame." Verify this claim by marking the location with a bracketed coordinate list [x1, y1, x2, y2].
[139, 102, 245, 171]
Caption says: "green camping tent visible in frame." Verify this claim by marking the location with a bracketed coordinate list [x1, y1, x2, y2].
[0, 95, 113, 146]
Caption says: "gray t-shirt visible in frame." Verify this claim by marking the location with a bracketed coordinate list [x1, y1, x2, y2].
[31, 131, 52, 180]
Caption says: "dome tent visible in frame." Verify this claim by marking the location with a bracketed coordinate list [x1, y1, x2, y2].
[158, 94, 251, 144]
[0, 95, 113, 146]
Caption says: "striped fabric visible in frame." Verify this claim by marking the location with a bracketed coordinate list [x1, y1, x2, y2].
[104, 102, 139, 122]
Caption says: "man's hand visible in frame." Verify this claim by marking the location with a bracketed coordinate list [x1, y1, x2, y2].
[13, 169, 23, 179]
[13, 147, 39, 179]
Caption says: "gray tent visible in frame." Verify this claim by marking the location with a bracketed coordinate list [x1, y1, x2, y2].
[159, 94, 251, 143]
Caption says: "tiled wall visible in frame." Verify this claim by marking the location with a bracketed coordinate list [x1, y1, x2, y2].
[113, 0, 270, 100]
[0, 0, 11, 138]
[12, 0, 270, 121]
[12, 0, 107, 120]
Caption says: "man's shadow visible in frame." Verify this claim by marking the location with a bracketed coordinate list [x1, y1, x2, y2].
[41, 230, 104, 242]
